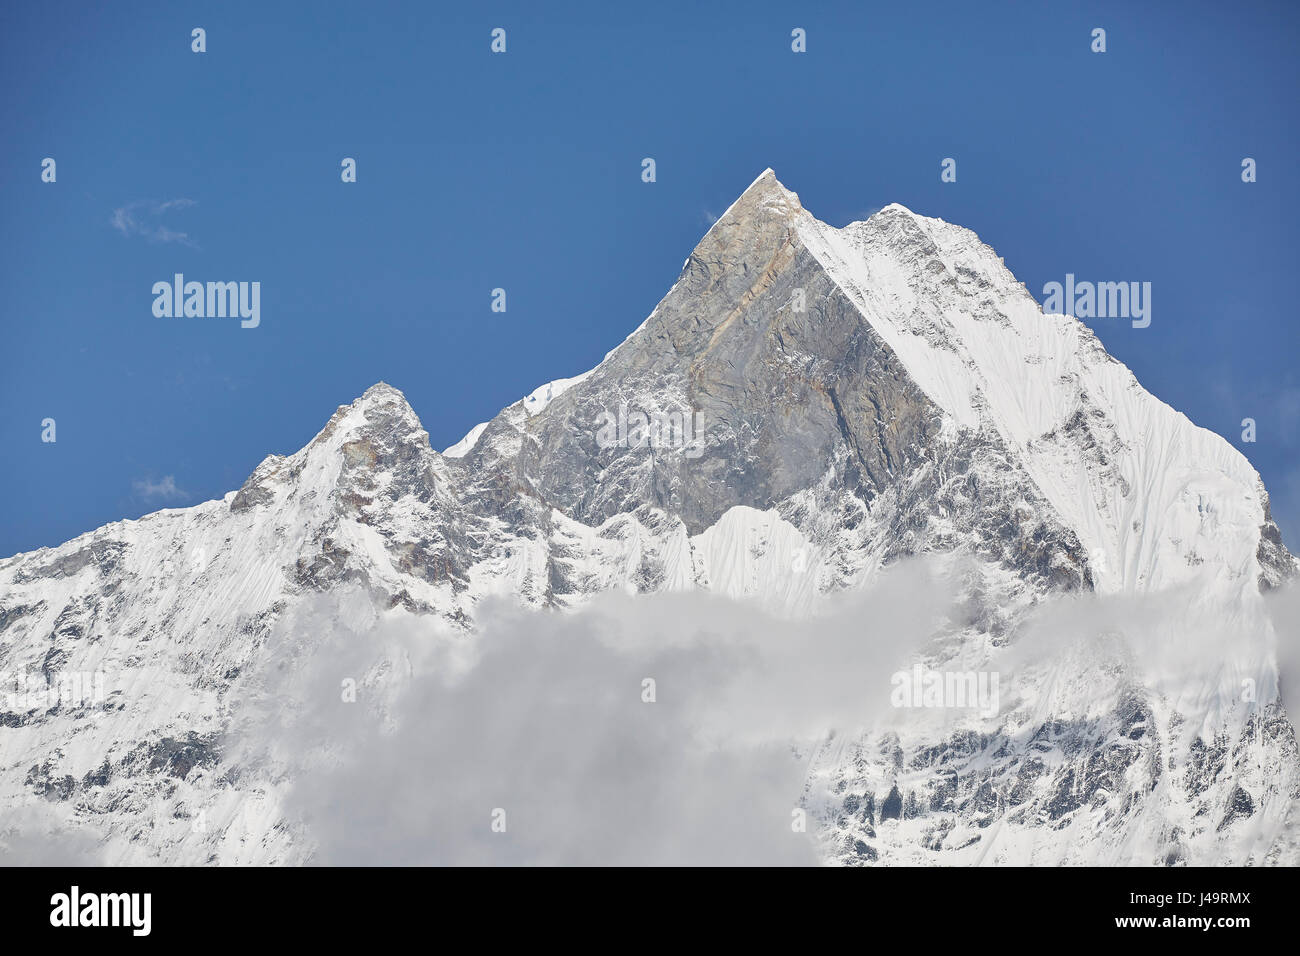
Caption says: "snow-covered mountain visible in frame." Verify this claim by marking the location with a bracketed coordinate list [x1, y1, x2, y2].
[1, 170, 1295, 865]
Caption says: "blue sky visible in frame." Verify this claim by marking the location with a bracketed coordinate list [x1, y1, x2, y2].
[2, 0, 1298, 556]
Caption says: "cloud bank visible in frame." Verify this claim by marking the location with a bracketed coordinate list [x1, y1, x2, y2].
[229, 561, 959, 865]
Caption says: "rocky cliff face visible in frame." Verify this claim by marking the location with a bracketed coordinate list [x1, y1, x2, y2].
[1, 170, 1295, 865]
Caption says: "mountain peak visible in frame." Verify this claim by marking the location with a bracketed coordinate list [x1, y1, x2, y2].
[357, 380, 411, 407]
[229, 381, 432, 515]
[716, 167, 803, 227]
[324, 381, 421, 430]
[876, 201, 919, 218]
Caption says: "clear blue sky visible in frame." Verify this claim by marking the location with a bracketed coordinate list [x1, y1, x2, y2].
[2, 0, 1298, 556]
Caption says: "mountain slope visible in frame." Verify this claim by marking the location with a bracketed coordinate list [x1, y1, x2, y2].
[1, 170, 1294, 865]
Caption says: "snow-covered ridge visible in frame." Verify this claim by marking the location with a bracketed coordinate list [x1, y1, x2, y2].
[786, 187, 1276, 594]
[442, 422, 487, 458]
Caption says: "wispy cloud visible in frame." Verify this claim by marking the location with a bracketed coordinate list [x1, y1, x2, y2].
[132, 475, 188, 503]
[110, 199, 198, 246]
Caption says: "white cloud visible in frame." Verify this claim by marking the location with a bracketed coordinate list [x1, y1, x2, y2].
[131, 475, 188, 502]
[0, 805, 105, 865]
[110, 199, 197, 245]
[221, 556, 1298, 865]
[228, 561, 957, 865]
